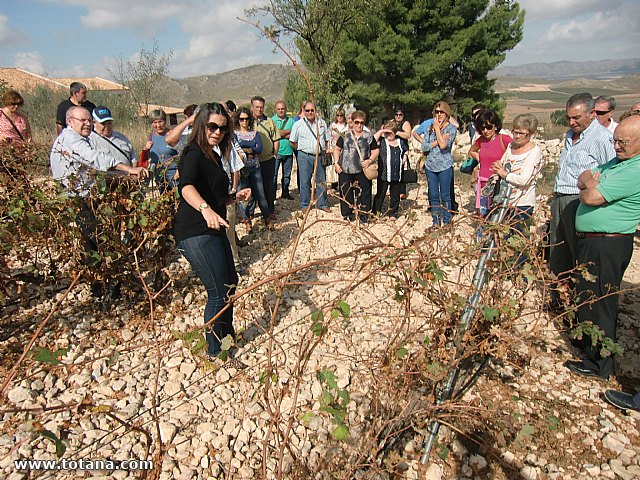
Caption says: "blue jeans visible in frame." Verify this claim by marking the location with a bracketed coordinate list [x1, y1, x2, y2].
[297, 151, 327, 209]
[239, 164, 270, 220]
[178, 234, 238, 357]
[274, 154, 293, 196]
[425, 166, 453, 225]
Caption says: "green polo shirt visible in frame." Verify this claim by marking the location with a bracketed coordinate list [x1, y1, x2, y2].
[576, 153, 640, 234]
[271, 114, 294, 156]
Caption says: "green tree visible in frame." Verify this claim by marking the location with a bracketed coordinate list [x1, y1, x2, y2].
[550, 109, 568, 126]
[248, 0, 369, 116]
[340, 0, 524, 118]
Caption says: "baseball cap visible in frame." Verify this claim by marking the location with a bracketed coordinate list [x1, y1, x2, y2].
[92, 106, 113, 123]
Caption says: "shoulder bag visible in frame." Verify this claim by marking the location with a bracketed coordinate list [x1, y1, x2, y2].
[303, 120, 332, 167]
[353, 134, 378, 180]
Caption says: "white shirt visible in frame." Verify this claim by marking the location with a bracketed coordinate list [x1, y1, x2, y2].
[50, 129, 121, 196]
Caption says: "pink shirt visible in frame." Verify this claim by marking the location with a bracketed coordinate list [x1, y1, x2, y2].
[474, 133, 512, 180]
[0, 110, 29, 142]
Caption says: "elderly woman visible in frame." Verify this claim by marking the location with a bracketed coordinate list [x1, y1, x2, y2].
[0, 90, 31, 143]
[173, 102, 251, 363]
[491, 113, 542, 230]
[373, 120, 408, 219]
[469, 109, 512, 216]
[422, 101, 457, 228]
[145, 109, 178, 192]
[333, 110, 379, 222]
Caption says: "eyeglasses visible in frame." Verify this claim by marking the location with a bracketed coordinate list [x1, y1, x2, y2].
[305, 109, 315, 113]
[595, 110, 611, 116]
[353, 120, 365, 125]
[206, 122, 229, 134]
[238, 117, 250, 121]
[512, 131, 530, 137]
[612, 138, 631, 147]
[480, 125, 495, 131]
[70, 116, 92, 124]
[433, 110, 446, 115]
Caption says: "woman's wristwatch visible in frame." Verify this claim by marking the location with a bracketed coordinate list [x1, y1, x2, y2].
[199, 202, 209, 211]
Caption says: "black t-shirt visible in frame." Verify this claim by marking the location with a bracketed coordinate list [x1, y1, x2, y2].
[56, 99, 97, 126]
[173, 143, 230, 244]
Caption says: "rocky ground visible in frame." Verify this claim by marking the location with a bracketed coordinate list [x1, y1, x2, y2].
[1, 165, 640, 479]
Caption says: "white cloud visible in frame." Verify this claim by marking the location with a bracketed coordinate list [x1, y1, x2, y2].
[0, 13, 31, 46]
[543, 9, 640, 44]
[516, 0, 618, 22]
[14, 51, 45, 75]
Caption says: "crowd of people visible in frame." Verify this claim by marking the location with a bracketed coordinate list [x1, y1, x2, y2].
[3, 81, 640, 409]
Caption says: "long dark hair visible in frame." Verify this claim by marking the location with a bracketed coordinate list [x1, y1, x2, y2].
[189, 102, 232, 162]
[233, 107, 254, 131]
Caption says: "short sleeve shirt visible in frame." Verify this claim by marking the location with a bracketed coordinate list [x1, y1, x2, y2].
[575, 154, 640, 234]
[336, 131, 379, 174]
[272, 115, 294, 156]
[255, 117, 280, 161]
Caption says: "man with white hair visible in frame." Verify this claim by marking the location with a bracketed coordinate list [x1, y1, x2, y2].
[594, 95, 618, 134]
[50, 106, 146, 297]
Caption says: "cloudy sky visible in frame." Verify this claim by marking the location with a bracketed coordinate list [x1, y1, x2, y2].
[1, 0, 639, 79]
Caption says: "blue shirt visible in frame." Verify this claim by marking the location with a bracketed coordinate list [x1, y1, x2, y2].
[415, 119, 434, 136]
[422, 123, 457, 173]
[554, 120, 615, 194]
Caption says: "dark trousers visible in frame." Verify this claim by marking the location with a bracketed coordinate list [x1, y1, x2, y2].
[76, 198, 99, 255]
[178, 234, 238, 357]
[260, 157, 276, 214]
[576, 234, 633, 378]
[373, 180, 402, 217]
[339, 171, 371, 221]
[549, 194, 581, 305]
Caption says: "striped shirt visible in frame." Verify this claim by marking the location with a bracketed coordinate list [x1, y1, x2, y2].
[554, 120, 615, 194]
[290, 118, 330, 154]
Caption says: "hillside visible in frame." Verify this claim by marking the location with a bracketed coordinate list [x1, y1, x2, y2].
[493, 58, 640, 79]
[162, 64, 295, 107]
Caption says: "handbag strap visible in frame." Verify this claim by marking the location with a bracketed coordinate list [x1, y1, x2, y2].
[0, 110, 25, 141]
[96, 133, 130, 162]
[351, 133, 364, 162]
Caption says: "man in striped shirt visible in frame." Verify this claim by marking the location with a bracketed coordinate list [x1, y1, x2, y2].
[549, 93, 615, 311]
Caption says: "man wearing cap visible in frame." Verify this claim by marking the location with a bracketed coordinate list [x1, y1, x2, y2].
[55, 82, 96, 134]
[92, 106, 137, 166]
[564, 114, 640, 380]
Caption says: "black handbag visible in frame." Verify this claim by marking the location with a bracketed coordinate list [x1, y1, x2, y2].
[321, 152, 333, 168]
[402, 158, 418, 184]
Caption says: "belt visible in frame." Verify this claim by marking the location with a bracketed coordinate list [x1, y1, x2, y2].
[576, 232, 632, 238]
[300, 150, 320, 156]
[554, 192, 579, 197]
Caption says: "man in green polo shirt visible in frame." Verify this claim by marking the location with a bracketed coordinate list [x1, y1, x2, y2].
[564, 114, 640, 380]
[271, 101, 295, 200]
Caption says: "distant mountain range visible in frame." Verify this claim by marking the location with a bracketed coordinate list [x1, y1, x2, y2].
[492, 58, 640, 79]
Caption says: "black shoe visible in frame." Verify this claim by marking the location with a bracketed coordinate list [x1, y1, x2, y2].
[564, 360, 602, 378]
[281, 193, 294, 200]
[603, 390, 640, 411]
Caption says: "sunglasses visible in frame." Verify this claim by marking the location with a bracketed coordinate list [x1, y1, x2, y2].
[595, 110, 611, 116]
[305, 109, 315, 113]
[10, 102, 24, 107]
[394, 112, 403, 116]
[433, 110, 446, 115]
[353, 120, 365, 125]
[238, 117, 250, 121]
[480, 125, 495, 131]
[206, 122, 229, 133]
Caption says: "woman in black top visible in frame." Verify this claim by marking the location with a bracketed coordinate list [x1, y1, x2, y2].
[173, 102, 251, 361]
